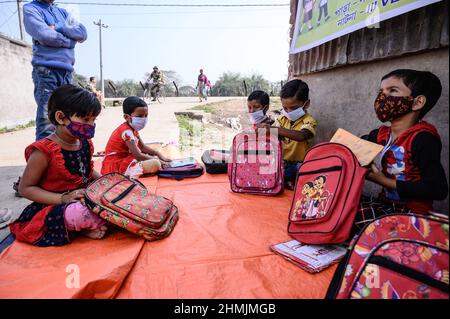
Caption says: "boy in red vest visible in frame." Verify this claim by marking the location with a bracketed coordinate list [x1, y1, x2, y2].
[354, 69, 448, 232]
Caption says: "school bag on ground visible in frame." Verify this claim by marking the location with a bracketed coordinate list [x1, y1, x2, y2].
[157, 163, 204, 180]
[288, 142, 367, 244]
[228, 131, 284, 195]
[326, 213, 449, 299]
[85, 172, 178, 241]
[201, 149, 230, 174]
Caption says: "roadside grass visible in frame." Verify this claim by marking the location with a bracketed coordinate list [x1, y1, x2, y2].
[175, 114, 206, 150]
[0, 120, 35, 134]
[189, 104, 216, 113]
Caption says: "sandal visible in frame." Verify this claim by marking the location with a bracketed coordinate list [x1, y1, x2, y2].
[12, 177, 22, 197]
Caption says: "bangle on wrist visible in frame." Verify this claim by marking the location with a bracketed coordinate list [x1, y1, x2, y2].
[60, 191, 70, 204]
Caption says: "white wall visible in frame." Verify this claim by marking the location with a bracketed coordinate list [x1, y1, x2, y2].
[0, 34, 35, 129]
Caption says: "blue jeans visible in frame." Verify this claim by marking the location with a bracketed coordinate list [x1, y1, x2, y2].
[32, 66, 72, 141]
[284, 161, 302, 186]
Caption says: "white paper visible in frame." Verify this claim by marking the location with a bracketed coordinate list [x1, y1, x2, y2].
[169, 157, 196, 168]
[272, 240, 347, 270]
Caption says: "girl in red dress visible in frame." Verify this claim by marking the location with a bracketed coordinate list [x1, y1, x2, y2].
[10, 85, 107, 246]
[101, 96, 171, 178]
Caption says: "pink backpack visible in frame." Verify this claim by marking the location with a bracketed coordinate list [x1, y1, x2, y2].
[288, 142, 367, 244]
[228, 132, 284, 195]
[326, 213, 449, 299]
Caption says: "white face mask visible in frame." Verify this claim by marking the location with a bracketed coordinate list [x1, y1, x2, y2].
[248, 109, 268, 124]
[130, 117, 148, 131]
[282, 107, 305, 122]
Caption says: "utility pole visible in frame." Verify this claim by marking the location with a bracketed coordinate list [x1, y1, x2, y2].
[93, 19, 108, 97]
[17, 0, 24, 41]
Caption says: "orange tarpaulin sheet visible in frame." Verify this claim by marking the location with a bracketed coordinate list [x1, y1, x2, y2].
[0, 170, 335, 299]
[0, 171, 158, 299]
[0, 231, 145, 299]
[115, 174, 336, 299]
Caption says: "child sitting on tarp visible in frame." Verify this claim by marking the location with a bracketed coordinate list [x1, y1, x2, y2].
[10, 85, 107, 246]
[354, 69, 448, 233]
[247, 90, 275, 128]
[101, 96, 171, 178]
[256, 79, 317, 190]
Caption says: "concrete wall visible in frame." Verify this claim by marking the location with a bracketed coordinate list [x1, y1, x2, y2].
[300, 48, 449, 212]
[0, 34, 35, 129]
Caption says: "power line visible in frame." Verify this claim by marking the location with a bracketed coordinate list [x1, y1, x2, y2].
[81, 7, 286, 16]
[0, 1, 289, 7]
[109, 25, 286, 30]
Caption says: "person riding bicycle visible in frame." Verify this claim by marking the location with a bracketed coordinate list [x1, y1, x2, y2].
[149, 66, 165, 101]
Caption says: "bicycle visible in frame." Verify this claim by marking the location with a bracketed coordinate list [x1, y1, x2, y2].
[143, 82, 151, 101]
[150, 84, 166, 103]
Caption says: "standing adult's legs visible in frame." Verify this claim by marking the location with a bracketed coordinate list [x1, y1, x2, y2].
[151, 84, 157, 101]
[32, 66, 72, 141]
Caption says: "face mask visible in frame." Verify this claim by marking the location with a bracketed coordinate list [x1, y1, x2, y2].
[248, 110, 268, 124]
[282, 107, 305, 122]
[130, 116, 148, 131]
[374, 91, 415, 122]
[67, 120, 96, 140]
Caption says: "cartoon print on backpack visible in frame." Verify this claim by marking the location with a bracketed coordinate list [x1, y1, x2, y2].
[292, 175, 332, 220]
[351, 264, 381, 299]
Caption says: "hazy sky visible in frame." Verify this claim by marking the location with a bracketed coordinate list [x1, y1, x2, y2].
[0, 0, 291, 86]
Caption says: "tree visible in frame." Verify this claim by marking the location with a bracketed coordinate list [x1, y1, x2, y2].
[72, 71, 88, 88]
[210, 72, 244, 96]
[243, 73, 271, 94]
[116, 79, 142, 97]
[269, 81, 283, 97]
[179, 85, 196, 96]
[210, 72, 272, 97]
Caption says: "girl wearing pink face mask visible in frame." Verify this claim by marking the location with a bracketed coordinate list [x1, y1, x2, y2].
[353, 69, 448, 235]
[10, 85, 108, 246]
[101, 96, 171, 179]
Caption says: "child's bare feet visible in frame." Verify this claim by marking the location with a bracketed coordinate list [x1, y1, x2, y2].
[81, 225, 108, 240]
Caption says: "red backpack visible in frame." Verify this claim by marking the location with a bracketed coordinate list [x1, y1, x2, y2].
[228, 131, 284, 195]
[85, 173, 179, 241]
[288, 142, 367, 244]
[326, 213, 449, 299]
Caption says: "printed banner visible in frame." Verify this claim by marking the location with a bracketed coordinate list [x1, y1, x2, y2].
[290, 0, 442, 54]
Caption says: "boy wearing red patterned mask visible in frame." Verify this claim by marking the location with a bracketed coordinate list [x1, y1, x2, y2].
[353, 69, 448, 233]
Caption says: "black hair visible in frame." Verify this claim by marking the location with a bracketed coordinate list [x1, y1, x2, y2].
[281, 79, 309, 102]
[89, 76, 95, 82]
[248, 90, 270, 108]
[48, 84, 101, 125]
[123, 96, 148, 115]
[304, 182, 314, 188]
[381, 69, 442, 119]
[314, 175, 326, 183]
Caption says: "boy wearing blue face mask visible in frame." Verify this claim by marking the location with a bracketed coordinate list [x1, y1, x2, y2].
[102, 96, 171, 178]
[256, 79, 317, 189]
[247, 90, 275, 127]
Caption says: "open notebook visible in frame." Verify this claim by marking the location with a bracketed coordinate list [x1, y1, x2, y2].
[271, 239, 347, 273]
[168, 157, 196, 168]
